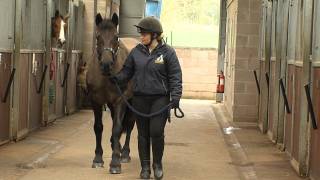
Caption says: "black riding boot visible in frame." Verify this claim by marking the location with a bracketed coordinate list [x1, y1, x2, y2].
[152, 136, 164, 180]
[138, 136, 151, 179]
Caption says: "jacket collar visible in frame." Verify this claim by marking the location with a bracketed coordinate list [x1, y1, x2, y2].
[137, 40, 166, 55]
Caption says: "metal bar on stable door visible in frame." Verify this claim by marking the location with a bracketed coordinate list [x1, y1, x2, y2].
[304, 84, 318, 130]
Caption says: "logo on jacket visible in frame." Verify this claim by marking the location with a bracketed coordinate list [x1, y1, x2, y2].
[155, 54, 164, 64]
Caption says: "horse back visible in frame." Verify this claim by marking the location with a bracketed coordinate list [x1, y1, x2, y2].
[120, 38, 140, 53]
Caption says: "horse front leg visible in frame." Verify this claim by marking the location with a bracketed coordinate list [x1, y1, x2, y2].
[92, 101, 104, 168]
[121, 110, 135, 163]
[109, 103, 126, 174]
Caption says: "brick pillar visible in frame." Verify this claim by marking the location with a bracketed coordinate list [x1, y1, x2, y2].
[224, 0, 261, 122]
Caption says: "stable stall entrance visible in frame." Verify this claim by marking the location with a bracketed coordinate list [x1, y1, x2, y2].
[0, 0, 83, 143]
[14, 0, 47, 138]
[48, 0, 69, 121]
[48, 0, 84, 120]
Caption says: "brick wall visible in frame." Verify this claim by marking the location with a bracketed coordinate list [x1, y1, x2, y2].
[175, 48, 218, 100]
[224, 0, 261, 122]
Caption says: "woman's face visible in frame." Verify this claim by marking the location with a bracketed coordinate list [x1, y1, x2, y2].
[140, 32, 152, 45]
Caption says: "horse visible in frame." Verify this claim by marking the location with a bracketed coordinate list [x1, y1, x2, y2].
[51, 10, 69, 47]
[83, 13, 136, 174]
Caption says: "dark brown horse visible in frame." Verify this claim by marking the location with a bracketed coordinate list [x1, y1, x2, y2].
[84, 13, 136, 174]
[51, 10, 69, 47]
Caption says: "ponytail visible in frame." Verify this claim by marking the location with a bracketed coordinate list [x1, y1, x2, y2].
[156, 33, 164, 42]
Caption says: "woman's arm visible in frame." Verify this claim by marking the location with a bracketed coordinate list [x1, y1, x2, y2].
[115, 51, 135, 83]
[167, 50, 183, 102]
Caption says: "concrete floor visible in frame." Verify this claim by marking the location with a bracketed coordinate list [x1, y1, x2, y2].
[0, 100, 305, 180]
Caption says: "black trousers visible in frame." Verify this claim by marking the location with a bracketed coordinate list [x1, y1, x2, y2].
[132, 95, 169, 165]
[133, 95, 169, 138]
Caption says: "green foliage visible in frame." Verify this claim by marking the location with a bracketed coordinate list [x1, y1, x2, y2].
[160, 0, 220, 48]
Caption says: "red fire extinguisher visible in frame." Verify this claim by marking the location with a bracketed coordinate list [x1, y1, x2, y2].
[217, 70, 225, 93]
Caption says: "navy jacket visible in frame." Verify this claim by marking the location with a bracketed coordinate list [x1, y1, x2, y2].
[116, 41, 182, 101]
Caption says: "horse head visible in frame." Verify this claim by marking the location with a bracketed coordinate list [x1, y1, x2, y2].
[95, 13, 119, 76]
[52, 10, 69, 47]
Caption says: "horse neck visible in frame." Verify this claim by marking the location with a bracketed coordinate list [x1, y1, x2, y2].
[51, 38, 57, 47]
[113, 42, 128, 73]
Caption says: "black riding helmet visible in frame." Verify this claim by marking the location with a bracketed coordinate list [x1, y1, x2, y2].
[134, 16, 163, 34]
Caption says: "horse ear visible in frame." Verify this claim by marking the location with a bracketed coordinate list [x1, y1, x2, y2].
[95, 13, 103, 26]
[111, 13, 119, 27]
[55, 10, 60, 18]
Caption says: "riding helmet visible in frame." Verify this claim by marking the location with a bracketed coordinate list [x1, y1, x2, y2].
[135, 16, 163, 34]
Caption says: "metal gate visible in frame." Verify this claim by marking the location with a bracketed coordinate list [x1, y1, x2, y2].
[0, 0, 14, 144]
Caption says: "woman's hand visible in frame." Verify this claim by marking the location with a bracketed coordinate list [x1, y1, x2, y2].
[171, 99, 180, 109]
[109, 75, 118, 84]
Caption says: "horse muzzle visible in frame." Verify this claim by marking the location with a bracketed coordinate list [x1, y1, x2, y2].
[57, 39, 66, 47]
[100, 62, 113, 76]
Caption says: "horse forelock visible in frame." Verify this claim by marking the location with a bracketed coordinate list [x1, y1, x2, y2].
[97, 19, 117, 31]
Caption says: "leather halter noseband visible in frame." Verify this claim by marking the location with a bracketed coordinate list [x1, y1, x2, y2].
[98, 37, 120, 62]
[102, 47, 119, 62]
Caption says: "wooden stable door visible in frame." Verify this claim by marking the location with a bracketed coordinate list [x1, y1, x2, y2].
[0, 0, 14, 144]
[17, 54, 30, 137]
[49, 50, 67, 121]
[66, 52, 80, 114]
[0, 53, 12, 144]
[310, 69, 320, 179]
[310, 1, 320, 178]
[28, 53, 44, 131]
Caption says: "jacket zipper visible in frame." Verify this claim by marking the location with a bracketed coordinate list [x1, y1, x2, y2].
[143, 50, 151, 89]
[162, 80, 167, 94]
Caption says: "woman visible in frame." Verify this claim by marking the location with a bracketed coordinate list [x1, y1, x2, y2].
[111, 16, 182, 179]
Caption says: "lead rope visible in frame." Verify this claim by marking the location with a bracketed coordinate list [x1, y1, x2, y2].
[114, 82, 184, 121]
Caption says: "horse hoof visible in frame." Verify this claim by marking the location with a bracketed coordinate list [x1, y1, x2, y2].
[121, 155, 131, 163]
[92, 162, 104, 168]
[109, 166, 121, 174]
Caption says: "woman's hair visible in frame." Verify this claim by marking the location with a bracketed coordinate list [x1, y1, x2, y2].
[156, 33, 164, 42]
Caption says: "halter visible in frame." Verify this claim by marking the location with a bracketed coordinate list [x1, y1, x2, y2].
[97, 36, 120, 62]
[102, 47, 119, 62]
[97, 37, 120, 76]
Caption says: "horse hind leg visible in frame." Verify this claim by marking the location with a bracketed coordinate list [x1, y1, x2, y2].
[121, 109, 135, 163]
[92, 102, 104, 168]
